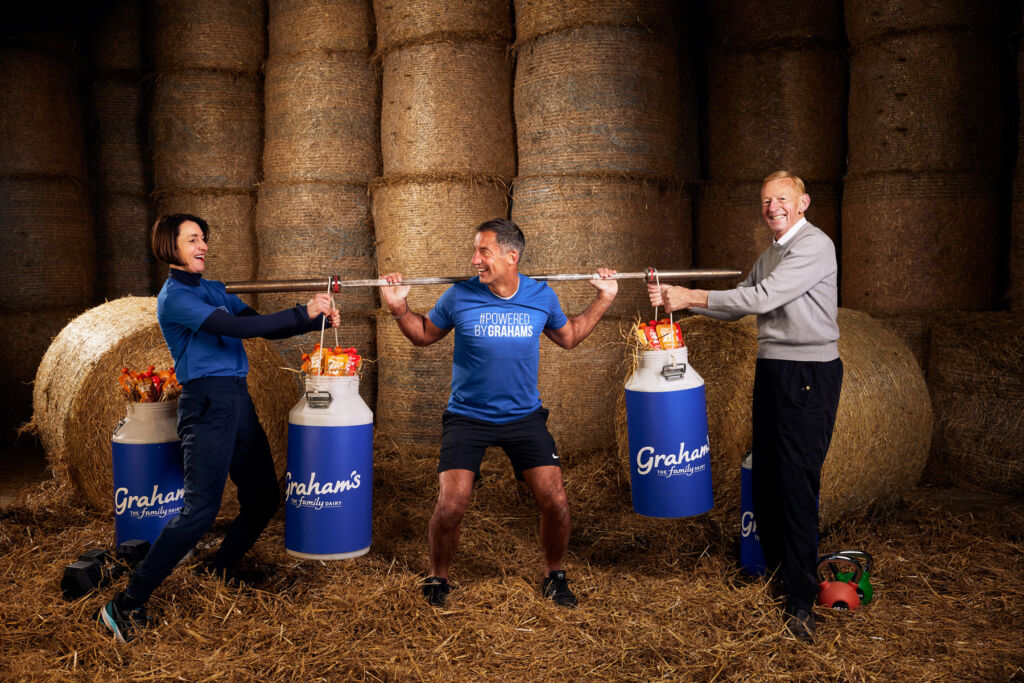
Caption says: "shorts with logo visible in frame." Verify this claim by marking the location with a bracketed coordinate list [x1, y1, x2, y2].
[439, 407, 559, 480]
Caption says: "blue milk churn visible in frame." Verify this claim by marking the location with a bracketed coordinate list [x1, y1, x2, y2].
[624, 346, 714, 518]
[285, 375, 373, 559]
[111, 401, 184, 545]
[740, 451, 766, 576]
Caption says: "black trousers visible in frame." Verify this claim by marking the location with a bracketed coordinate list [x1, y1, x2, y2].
[126, 376, 280, 603]
[751, 357, 843, 612]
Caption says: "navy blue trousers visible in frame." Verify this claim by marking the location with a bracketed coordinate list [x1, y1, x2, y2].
[751, 357, 843, 612]
[126, 376, 280, 603]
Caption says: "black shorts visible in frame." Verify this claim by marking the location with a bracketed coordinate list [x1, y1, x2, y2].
[439, 407, 560, 480]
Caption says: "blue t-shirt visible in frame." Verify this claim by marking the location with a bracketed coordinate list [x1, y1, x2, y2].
[428, 274, 569, 423]
[157, 276, 251, 384]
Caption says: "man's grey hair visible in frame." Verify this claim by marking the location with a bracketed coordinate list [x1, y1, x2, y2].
[476, 218, 525, 258]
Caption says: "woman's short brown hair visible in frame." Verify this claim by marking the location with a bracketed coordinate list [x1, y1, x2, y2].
[151, 214, 209, 266]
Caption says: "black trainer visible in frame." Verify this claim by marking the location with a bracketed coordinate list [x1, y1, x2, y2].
[96, 594, 149, 644]
[541, 570, 577, 608]
[783, 608, 816, 643]
[422, 576, 450, 607]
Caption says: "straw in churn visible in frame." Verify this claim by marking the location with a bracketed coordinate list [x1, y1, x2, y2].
[28, 297, 296, 516]
[614, 309, 932, 530]
[926, 313, 1024, 496]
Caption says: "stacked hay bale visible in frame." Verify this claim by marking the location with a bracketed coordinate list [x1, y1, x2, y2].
[512, 0, 693, 455]
[612, 309, 932, 539]
[149, 0, 264, 299]
[925, 313, 1024, 495]
[0, 17, 94, 442]
[28, 298, 294, 517]
[373, 0, 515, 454]
[698, 0, 844, 291]
[1012, 9, 1024, 313]
[843, 3, 1003, 368]
[258, 0, 379, 405]
[86, 0, 154, 299]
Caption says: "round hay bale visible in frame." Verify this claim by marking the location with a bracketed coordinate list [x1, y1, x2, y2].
[0, 307, 81, 443]
[373, 0, 512, 53]
[1012, 170, 1024, 313]
[255, 181, 375, 299]
[95, 193, 155, 299]
[151, 70, 262, 192]
[372, 177, 510, 454]
[872, 312, 935, 373]
[695, 180, 839, 290]
[88, 75, 148, 194]
[263, 53, 380, 184]
[709, 0, 841, 49]
[29, 297, 296, 514]
[847, 30, 1001, 174]
[269, 0, 374, 56]
[614, 309, 931, 529]
[88, 0, 146, 73]
[926, 313, 1024, 496]
[156, 190, 257, 290]
[255, 180, 378, 409]
[514, 25, 680, 178]
[841, 172, 999, 314]
[152, 0, 265, 73]
[371, 177, 509, 309]
[0, 177, 95, 311]
[510, 175, 692, 316]
[381, 41, 514, 177]
[844, 0, 999, 46]
[376, 314, 454, 456]
[705, 47, 844, 182]
[513, 0, 672, 45]
[0, 48, 87, 179]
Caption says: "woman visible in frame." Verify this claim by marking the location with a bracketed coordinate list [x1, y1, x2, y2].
[98, 213, 340, 644]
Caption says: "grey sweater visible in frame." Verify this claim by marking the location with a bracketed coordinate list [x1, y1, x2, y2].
[694, 222, 839, 362]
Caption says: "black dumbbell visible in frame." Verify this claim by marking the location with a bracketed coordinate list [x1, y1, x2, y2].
[60, 540, 151, 601]
[116, 539, 151, 567]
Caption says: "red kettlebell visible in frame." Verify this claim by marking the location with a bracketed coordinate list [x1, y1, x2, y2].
[816, 553, 862, 611]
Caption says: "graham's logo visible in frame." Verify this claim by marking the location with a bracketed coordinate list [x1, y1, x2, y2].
[114, 484, 185, 518]
[285, 470, 362, 510]
[635, 440, 710, 478]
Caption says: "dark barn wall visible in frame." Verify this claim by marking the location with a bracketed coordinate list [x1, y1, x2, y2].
[0, 0, 1020, 447]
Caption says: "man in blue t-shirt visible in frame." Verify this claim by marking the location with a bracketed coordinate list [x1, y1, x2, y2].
[381, 218, 617, 609]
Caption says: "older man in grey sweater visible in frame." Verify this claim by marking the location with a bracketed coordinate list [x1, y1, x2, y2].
[649, 170, 843, 643]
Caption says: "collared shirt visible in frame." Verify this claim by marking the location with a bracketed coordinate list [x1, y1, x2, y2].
[774, 217, 807, 247]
